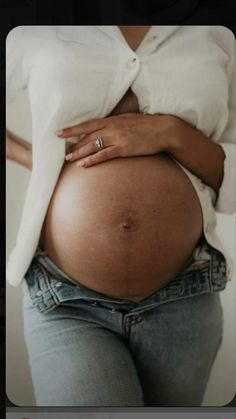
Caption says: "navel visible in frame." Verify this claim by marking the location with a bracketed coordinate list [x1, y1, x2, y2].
[122, 221, 131, 229]
[120, 216, 137, 231]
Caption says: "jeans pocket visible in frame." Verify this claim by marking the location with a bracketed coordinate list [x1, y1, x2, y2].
[23, 259, 60, 313]
[24, 257, 94, 314]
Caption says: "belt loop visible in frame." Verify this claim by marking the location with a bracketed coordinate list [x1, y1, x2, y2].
[160, 287, 167, 300]
[196, 277, 201, 291]
[209, 250, 213, 291]
[178, 280, 185, 295]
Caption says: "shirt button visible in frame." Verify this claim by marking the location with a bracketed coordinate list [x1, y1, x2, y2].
[91, 301, 98, 306]
[55, 281, 62, 288]
[126, 58, 137, 69]
[36, 290, 43, 297]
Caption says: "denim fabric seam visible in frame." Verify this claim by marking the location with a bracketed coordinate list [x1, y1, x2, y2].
[26, 262, 62, 313]
[39, 263, 62, 307]
[209, 254, 214, 292]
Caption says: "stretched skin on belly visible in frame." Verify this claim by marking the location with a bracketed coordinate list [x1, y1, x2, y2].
[40, 151, 203, 301]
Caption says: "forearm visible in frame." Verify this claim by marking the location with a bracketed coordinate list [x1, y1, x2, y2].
[12, 143, 32, 170]
[165, 124, 225, 193]
[6, 130, 32, 171]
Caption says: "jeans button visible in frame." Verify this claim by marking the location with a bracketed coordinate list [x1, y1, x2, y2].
[110, 308, 116, 313]
[55, 281, 63, 288]
[36, 290, 43, 297]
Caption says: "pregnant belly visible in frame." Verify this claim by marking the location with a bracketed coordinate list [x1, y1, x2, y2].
[40, 153, 203, 301]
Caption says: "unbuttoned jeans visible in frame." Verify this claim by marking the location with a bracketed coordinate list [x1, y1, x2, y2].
[22, 243, 227, 407]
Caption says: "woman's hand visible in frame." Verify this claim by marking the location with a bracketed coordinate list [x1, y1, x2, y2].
[56, 113, 183, 167]
[56, 112, 225, 192]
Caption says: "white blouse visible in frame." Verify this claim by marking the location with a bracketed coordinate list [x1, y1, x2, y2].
[6, 25, 236, 287]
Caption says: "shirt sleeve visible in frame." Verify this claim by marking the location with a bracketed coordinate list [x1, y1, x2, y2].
[215, 41, 236, 214]
[6, 26, 31, 105]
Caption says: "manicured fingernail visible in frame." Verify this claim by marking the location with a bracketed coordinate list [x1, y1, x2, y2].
[65, 153, 73, 160]
[77, 159, 85, 167]
[55, 129, 64, 136]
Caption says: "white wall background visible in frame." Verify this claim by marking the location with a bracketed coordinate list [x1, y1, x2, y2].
[6, 91, 236, 407]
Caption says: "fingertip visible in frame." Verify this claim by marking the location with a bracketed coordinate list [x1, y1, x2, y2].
[77, 159, 86, 167]
[55, 130, 65, 136]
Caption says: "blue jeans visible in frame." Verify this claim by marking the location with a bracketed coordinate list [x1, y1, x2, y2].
[22, 243, 227, 406]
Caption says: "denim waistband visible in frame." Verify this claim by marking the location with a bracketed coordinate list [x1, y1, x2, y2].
[25, 244, 228, 314]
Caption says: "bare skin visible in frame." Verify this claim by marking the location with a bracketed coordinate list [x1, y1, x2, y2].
[40, 153, 203, 300]
[7, 26, 225, 301]
[118, 25, 152, 51]
[6, 129, 32, 170]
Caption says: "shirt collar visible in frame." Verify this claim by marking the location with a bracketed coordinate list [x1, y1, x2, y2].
[96, 25, 180, 51]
